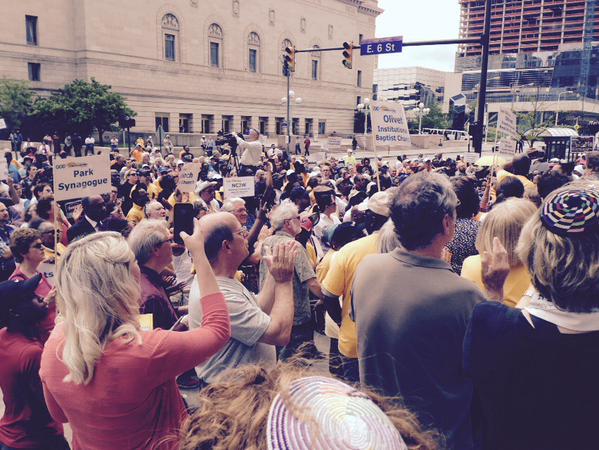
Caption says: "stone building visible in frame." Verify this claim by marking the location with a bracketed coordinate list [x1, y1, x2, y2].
[0, 0, 381, 139]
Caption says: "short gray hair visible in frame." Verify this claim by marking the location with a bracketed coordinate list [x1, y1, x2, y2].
[127, 219, 169, 265]
[144, 200, 164, 218]
[391, 172, 457, 250]
[221, 197, 245, 212]
[270, 201, 299, 231]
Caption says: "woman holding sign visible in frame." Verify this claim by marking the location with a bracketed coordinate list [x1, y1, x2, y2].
[40, 222, 230, 450]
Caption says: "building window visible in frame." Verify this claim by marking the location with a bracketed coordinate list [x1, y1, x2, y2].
[179, 113, 192, 133]
[292, 118, 300, 135]
[304, 118, 313, 136]
[201, 114, 213, 134]
[281, 39, 293, 76]
[161, 14, 179, 62]
[28, 63, 40, 81]
[221, 115, 233, 134]
[311, 45, 321, 81]
[357, 70, 362, 87]
[209, 23, 223, 68]
[357, 96, 362, 105]
[359, 34, 364, 43]
[259, 117, 269, 135]
[210, 42, 220, 67]
[241, 116, 252, 134]
[26, 15, 38, 45]
[275, 117, 284, 135]
[165, 34, 176, 61]
[318, 121, 326, 135]
[249, 49, 257, 72]
[248, 32, 260, 73]
[155, 113, 169, 132]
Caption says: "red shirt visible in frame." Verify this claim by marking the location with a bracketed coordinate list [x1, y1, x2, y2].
[9, 269, 56, 343]
[40, 293, 230, 450]
[0, 329, 64, 448]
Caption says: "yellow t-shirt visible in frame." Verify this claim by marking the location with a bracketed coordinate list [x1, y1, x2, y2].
[461, 254, 531, 308]
[322, 233, 380, 358]
[126, 203, 146, 226]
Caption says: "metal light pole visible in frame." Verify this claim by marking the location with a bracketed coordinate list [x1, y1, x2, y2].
[418, 102, 425, 134]
[282, 87, 302, 155]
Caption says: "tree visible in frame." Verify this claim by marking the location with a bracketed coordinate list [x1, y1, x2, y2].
[32, 78, 134, 144]
[0, 79, 33, 131]
[408, 102, 450, 131]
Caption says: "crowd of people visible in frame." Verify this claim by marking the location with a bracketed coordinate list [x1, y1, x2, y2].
[0, 127, 598, 450]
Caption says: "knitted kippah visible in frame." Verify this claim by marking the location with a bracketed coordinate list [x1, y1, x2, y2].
[541, 187, 599, 236]
[267, 376, 407, 450]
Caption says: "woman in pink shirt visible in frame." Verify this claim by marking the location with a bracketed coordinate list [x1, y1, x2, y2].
[40, 223, 230, 450]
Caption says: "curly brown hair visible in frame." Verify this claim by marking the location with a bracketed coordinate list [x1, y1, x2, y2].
[10, 228, 41, 263]
[179, 362, 439, 450]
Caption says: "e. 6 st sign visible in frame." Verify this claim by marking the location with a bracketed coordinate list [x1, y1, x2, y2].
[360, 36, 403, 56]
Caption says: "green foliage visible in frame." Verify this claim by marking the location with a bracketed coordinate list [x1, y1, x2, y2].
[0, 79, 33, 130]
[31, 78, 134, 143]
[408, 102, 450, 131]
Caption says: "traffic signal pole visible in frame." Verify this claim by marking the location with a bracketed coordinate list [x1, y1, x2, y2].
[286, 71, 291, 156]
[290, 0, 491, 154]
[472, 0, 492, 155]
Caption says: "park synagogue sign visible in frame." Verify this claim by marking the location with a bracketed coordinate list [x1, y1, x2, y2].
[370, 101, 411, 147]
[53, 153, 112, 201]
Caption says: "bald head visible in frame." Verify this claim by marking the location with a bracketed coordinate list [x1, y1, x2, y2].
[200, 212, 244, 264]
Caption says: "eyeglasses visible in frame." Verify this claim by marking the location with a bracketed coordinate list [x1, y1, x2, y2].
[233, 228, 249, 238]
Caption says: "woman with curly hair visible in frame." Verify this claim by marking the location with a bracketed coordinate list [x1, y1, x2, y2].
[179, 362, 439, 450]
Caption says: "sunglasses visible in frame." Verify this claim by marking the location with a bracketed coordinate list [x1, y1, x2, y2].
[31, 242, 43, 249]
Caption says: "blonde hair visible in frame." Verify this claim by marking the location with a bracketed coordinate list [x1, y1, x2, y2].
[476, 198, 537, 267]
[517, 181, 599, 312]
[56, 232, 142, 385]
[179, 363, 439, 450]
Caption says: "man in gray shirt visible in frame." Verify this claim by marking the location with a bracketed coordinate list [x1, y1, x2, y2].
[353, 172, 486, 450]
[188, 212, 297, 384]
[259, 201, 322, 360]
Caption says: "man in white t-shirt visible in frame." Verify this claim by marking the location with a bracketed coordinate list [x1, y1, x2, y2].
[236, 128, 263, 176]
[84, 135, 95, 156]
[188, 212, 297, 384]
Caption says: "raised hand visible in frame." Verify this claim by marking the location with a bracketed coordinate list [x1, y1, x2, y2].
[263, 241, 299, 283]
[481, 237, 510, 301]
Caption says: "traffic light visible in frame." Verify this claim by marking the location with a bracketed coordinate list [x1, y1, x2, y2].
[342, 41, 353, 69]
[284, 46, 296, 74]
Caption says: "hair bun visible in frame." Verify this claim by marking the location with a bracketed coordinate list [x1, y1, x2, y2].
[541, 187, 599, 236]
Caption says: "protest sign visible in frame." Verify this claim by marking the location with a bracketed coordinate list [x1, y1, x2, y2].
[497, 109, 518, 153]
[0, 157, 7, 180]
[370, 101, 411, 147]
[177, 163, 201, 193]
[224, 176, 255, 199]
[327, 136, 342, 150]
[463, 153, 478, 164]
[53, 153, 111, 201]
[0, 118, 6, 130]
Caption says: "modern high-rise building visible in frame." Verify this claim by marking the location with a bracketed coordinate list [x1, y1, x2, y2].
[454, 0, 599, 128]
[458, 0, 596, 60]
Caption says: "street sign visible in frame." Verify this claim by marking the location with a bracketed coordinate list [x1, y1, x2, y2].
[360, 36, 403, 56]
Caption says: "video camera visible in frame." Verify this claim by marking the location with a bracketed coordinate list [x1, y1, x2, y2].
[215, 132, 242, 157]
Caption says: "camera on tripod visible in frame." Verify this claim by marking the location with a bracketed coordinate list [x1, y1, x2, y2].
[215, 132, 242, 157]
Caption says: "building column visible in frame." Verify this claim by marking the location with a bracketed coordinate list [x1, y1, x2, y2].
[267, 116, 277, 137]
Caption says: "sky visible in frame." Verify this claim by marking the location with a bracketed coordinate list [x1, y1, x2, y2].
[375, 0, 461, 72]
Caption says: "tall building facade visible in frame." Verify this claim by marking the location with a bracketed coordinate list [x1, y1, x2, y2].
[455, 0, 599, 125]
[0, 0, 381, 137]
